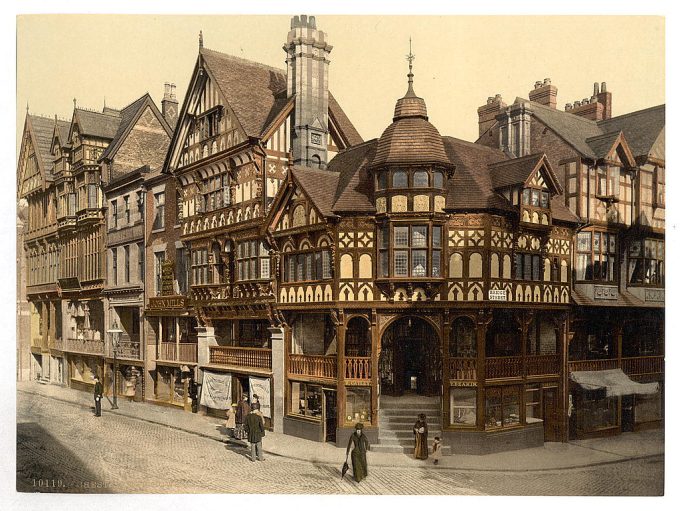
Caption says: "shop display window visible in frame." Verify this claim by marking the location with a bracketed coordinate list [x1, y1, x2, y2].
[635, 392, 662, 424]
[346, 387, 371, 424]
[576, 391, 618, 433]
[485, 386, 520, 429]
[290, 382, 322, 419]
[450, 387, 476, 426]
[525, 385, 542, 422]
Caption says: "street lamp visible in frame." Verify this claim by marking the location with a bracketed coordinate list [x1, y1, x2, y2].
[107, 319, 123, 410]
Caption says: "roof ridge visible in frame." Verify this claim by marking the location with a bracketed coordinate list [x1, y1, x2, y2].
[599, 104, 665, 124]
[76, 106, 121, 117]
[521, 98, 599, 125]
[200, 46, 285, 75]
[444, 135, 506, 154]
[339, 138, 378, 151]
[119, 93, 152, 114]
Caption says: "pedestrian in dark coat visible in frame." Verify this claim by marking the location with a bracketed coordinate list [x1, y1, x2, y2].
[413, 413, 428, 459]
[234, 396, 250, 439]
[345, 423, 370, 482]
[93, 377, 103, 417]
[244, 403, 265, 461]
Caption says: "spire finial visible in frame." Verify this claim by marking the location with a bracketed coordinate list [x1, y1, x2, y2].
[73, 97, 77, 109]
[26, 102, 29, 114]
[405, 37, 416, 96]
[199, 30, 203, 49]
[103, 96, 106, 109]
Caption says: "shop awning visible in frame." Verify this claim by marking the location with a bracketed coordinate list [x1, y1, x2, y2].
[570, 368, 659, 397]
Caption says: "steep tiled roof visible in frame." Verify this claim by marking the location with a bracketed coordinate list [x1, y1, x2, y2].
[329, 140, 377, 213]
[442, 136, 511, 212]
[291, 166, 341, 218]
[74, 108, 122, 139]
[550, 196, 579, 223]
[200, 47, 363, 146]
[597, 105, 665, 158]
[488, 153, 545, 190]
[54, 118, 72, 148]
[585, 131, 622, 160]
[524, 99, 602, 158]
[328, 92, 364, 147]
[29, 115, 57, 171]
[100, 94, 172, 161]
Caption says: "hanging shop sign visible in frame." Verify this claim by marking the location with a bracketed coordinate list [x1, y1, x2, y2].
[249, 376, 271, 418]
[200, 370, 232, 410]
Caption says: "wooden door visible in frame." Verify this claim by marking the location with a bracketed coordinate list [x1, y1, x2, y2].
[323, 390, 337, 443]
[543, 387, 560, 442]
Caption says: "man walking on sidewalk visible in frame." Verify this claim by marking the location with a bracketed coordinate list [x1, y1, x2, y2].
[244, 403, 265, 462]
[93, 377, 103, 417]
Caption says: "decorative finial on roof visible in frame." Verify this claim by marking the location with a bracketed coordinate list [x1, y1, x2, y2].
[26, 102, 29, 114]
[103, 96, 106, 109]
[73, 98, 77, 109]
[405, 37, 416, 97]
[199, 30, 203, 49]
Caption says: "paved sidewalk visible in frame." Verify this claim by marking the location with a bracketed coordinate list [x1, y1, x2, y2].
[17, 381, 663, 472]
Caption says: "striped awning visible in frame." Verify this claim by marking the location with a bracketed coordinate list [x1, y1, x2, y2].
[571, 368, 659, 397]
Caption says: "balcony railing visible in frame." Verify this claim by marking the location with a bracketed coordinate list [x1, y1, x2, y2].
[107, 334, 141, 359]
[486, 356, 523, 379]
[345, 357, 371, 380]
[191, 284, 231, 302]
[527, 354, 559, 376]
[288, 354, 337, 379]
[568, 359, 618, 373]
[31, 337, 43, 349]
[158, 342, 198, 363]
[450, 358, 477, 380]
[66, 337, 105, 355]
[209, 346, 271, 370]
[50, 337, 64, 351]
[621, 356, 664, 376]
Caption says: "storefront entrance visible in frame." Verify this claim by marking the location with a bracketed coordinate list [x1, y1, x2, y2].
[323, 390, 337, 443]
[379, 317, 441, 396]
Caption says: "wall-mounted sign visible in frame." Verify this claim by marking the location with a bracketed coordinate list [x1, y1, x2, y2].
[488, 289, 507, 301]
[148, 296, 187, 310]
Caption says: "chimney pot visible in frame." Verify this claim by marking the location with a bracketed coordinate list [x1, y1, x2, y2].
[574, 100, 581, 107]
[582, 98, 589, 104]
[544, 78, 551, 85]
[565, 103, 572, 110]
[534, 81, 542, 89]
[487, 97, 494, 105]
[495, 93, 502, 101]
[593, 82, 600, 95]
[601, 82, 607, 92]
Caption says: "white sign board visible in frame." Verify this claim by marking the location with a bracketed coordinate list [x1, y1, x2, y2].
[200, 371, 232, 410]
[488, 289, 507, 301]
[249, 377, 272, 418]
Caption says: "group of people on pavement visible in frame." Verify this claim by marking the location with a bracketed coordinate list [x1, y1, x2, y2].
[234, 394, 266, 462]
[344, 412, 443, 483]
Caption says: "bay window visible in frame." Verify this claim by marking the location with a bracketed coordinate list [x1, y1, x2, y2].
[576, 231, 616, 282]
[236, 240, 270, 281]
[283, 248, 331, 282]
[628, 238, 664, 286]
[450, 387, 477, 426]
[202, 173, 230, 212]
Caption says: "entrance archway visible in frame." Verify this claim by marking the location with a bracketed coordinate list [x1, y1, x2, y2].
[379, 317, 441, 396]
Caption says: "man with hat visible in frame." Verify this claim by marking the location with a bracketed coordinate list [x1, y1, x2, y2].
[345, 423, 370, 482]
[244, 403, 266, 462]
[93, 376, 103, 417]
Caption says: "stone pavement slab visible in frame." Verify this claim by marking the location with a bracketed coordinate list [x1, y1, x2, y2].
[17, 381, 663, 472]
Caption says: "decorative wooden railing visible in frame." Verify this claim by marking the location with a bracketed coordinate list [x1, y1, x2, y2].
[209, 346, 271, 370]
[568, 358, 618, 373]
[107, 334, 142, 359]
[191, 284, 231, 302]
[345, 357, 371, 380]
[288, 354, 337, 379]
[621, 356, 664, 376]
[66, 337, 105, 355]
[486, 356, 523, 379]
[526, 354, 559, 375]
[31, 337, 43, 349]
[450, 358, 477, 380]
[50, 337, 64, 351]
[158, 342, 198, 363]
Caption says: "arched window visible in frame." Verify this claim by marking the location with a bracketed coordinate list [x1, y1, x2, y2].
[346, 317, 371, 357]
[376, 171, 388, 190]
[433, 170, 444, 188]
[450, 317, 476, 357]
[413, 170, 429, 187]
[392, 169, 407, 188]
[311, 154, 322, 168]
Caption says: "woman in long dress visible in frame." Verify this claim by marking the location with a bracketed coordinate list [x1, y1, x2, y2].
[413, 413, 429, 460]
[346, 423, 370, 482]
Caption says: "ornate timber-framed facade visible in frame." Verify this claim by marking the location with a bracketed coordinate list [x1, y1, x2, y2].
[18, 15, 663, 455]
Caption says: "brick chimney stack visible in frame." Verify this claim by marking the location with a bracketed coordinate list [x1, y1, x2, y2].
[528, 78, 558, 109]
[477, 94, 506, 137]
[162, 83, 178, 130]
[566, 82, 611, 121]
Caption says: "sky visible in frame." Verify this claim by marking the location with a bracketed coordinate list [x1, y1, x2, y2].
[16, 15, 664, 154]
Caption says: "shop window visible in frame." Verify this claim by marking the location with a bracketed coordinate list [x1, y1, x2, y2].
[635, 391, 662, 424]
[628, 238, 664, 286]
[290, 382, 322, 419]
[525, 385, 542, 421]
[450, 387, 476, 426]
[575, 391, 618, 434]
[345, 387, 371, 424]
[576, 231, 616, 282]
[450, 317, 476, 358]
[485, 386, 520, 429]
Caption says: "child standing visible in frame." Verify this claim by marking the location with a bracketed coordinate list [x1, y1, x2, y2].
[432, 436, 442, 465]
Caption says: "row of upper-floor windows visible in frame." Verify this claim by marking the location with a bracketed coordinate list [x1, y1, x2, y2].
[110, 192, 144, 229]
[375, 167, 445, 191]
[110, 242, 144, 287]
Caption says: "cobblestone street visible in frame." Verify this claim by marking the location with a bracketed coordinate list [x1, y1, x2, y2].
[16, 391, 663, 495]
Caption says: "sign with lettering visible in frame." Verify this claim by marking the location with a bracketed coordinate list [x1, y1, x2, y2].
[488, 289, 507, 301]
[594, 285, 618, 300]
[161, 260, 175, 296]
[148, 296, 187, 310]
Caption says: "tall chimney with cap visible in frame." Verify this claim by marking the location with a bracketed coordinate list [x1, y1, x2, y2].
[528, 78, 558, 108]
[596, 82, 612, 120]
[284, 15, 332, 169]
[477, 94, 506, 137]
[162, 83, 178, 130]
[567, 82, 611, 121]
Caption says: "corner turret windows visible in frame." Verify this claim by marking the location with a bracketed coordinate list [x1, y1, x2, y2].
[378, 223, 442, 278]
